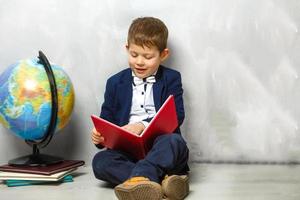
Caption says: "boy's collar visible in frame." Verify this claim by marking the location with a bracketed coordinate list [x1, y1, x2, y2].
[131, 70, 158, 79]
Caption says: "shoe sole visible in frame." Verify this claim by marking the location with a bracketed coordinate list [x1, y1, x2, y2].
[115, 182, 162, 200]
[162, 175, 189, 200]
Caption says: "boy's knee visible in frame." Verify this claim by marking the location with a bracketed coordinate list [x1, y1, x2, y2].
[171, 133, 184, 142]
[92, 151, 112, 179]
[93, 150, 115, 167]
[166, 134, 189, 156]
[162, 134, 186, 145]
[156, 134, 188, 154]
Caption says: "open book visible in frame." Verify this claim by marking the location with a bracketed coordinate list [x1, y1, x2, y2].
[91, 95, 178, 160]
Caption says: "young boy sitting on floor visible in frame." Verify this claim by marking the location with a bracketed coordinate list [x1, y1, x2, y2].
[92, 16, 190, 200]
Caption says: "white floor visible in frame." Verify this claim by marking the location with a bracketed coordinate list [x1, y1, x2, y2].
[1, 163, 300, 200]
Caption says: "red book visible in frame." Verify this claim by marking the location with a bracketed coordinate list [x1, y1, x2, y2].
[91, 95, 178, 160]
[0, 160, 85, 175]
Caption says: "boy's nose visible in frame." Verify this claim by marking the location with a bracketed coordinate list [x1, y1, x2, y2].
[136, 57, 145, 66]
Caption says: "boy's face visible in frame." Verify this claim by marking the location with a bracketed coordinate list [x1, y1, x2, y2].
[126, 43, 169, 79]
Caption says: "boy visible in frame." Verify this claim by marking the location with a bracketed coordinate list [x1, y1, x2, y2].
[92, 17, 189, 200]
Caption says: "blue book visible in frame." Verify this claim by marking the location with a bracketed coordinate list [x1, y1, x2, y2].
[5, 175, 73, 187]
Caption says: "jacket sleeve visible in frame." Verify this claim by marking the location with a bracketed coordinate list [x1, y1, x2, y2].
[95, 78, 116, 149]
[100, 78, 116, 123]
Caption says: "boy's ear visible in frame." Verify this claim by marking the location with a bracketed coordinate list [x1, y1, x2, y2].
[160, 48, 170, 62]
[125, 44, 129, 50]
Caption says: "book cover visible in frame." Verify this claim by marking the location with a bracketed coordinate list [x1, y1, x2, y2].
[0, 168, 76, 181]
[0, 160, 85, 175]
[5, 175, 73, 187]
[91, 95, 178, 159]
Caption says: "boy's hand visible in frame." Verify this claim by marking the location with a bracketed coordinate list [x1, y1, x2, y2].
[122, 122, 145, 135]
[91, 127, 104, 144]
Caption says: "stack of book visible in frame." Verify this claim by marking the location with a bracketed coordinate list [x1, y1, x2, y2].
[0, 160, 85, 187]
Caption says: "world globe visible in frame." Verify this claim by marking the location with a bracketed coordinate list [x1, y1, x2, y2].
[0, 57, 74, 141]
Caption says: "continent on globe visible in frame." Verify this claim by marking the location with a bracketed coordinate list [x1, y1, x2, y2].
[0, 58, 74, 140]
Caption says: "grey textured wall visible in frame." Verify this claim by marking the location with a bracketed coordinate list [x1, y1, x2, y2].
[1, 0, 300, 165]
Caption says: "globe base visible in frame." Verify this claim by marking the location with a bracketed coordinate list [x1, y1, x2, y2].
[8, 154, 63, 166]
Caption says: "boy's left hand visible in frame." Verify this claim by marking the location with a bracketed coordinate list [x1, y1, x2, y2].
[122, 122, 145, 135]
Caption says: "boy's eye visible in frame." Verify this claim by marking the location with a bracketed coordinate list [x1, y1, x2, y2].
[131, 53, 138, 58]
[144, 55, 153, 59]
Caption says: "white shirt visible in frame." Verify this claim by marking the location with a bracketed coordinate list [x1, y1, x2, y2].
[129, 72, 156, 127]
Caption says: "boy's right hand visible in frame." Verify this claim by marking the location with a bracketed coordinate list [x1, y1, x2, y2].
[91, 127, 104, 145]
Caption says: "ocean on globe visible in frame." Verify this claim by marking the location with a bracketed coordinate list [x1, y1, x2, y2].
[0, 58, 75, 140]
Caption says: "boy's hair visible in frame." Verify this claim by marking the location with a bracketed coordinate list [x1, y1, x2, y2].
[127, 17, 168, 52]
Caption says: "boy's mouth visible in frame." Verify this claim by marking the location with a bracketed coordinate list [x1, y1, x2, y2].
[135, 68, 146, 74]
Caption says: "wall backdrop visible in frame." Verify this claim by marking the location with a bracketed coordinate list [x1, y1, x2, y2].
[1, 0, 300, 165]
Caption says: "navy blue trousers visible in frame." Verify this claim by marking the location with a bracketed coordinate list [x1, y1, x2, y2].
[92, 134, 189, 185]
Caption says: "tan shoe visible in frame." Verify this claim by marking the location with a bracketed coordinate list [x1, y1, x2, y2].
[162, 175, 189, 200]
[114, 176, 163, 200]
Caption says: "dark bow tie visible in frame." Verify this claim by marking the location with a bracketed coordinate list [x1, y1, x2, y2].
[132, 75, 156, 86]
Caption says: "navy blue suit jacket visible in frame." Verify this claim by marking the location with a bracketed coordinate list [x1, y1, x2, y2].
[100, 65, 185, 134]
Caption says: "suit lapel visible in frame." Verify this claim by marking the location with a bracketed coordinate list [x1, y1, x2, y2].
[153, 66, 164, 112]
[116, 69, 133, 125]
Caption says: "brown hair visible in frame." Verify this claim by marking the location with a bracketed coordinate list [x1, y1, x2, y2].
[127, 17, 168, 52]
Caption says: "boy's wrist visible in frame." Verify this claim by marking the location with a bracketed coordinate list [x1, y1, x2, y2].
[140, 121, 149, 128]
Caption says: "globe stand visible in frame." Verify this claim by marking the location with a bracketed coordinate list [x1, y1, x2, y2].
[8, 51, 64, 166]
[8, 144, 63, 166]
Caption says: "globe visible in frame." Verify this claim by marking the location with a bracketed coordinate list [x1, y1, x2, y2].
[0, 58, 75, 141]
